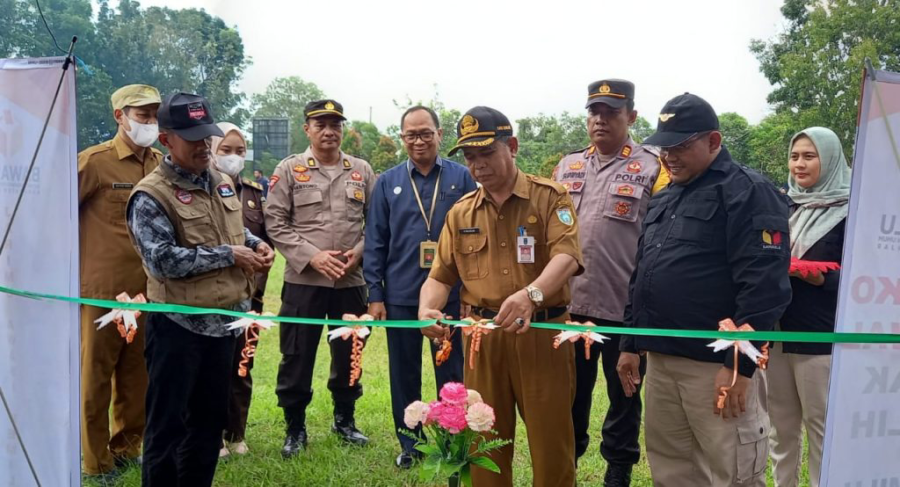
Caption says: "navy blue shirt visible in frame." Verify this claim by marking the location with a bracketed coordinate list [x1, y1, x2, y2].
[621, 148, 792, 377]
[364, 158, 477, 306]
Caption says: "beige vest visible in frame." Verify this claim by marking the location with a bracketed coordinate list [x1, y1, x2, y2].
[129, 162, 252, 308]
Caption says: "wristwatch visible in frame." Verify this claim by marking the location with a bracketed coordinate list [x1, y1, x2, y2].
[525, 285, 544, 307]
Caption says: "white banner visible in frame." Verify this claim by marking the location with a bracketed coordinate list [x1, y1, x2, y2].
[821, 68, 900, 486]
[0, 57, 79, 486]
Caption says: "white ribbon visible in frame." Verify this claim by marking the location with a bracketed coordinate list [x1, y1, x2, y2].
[222, 311, 278, 332]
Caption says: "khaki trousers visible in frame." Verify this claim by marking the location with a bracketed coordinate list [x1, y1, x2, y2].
[80, 305, 148, 474]
[767, 346, 830, 487]
[645, 353, 769, 487]
[464, 317, 576, 487]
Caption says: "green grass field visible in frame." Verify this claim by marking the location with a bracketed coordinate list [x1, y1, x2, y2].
[92, 254, 805, 486]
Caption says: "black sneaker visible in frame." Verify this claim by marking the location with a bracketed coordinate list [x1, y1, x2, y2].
[281, 430, 308, 459]
[603, 463, 633, 487]
[395, 450, 421, 469]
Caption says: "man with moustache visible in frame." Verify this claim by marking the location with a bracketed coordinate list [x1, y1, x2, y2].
[364, 105, 476, 468]
[265, 99, 376, 458]
[419, 106, 584, 486]
[78, 84, 162, 480]
[552, 79, 668, 486]
[126, 92, 274, 486]
[617, 93, 791, 487]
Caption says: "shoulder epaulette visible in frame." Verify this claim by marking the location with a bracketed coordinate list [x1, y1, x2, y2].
[242, 178, 263, 190]
[528, 174, 567, 194]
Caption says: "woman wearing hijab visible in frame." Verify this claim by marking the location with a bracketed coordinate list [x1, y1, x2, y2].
[210, 123, 271, 457]
[769, 127, 851, 487]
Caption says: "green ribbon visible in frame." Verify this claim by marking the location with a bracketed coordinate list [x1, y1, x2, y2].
[2, 285, 899, 343]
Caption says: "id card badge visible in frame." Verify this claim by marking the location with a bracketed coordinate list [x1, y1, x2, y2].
[517, 236, 535, 264]
[419, 241, 438, 268]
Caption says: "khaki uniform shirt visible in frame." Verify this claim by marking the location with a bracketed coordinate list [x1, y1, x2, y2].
[265, 148, 375, 288]
[553, 139, 668, 321]
[429, 170, 584, 310]
[237, 177, 271, 294]
[78, 133, 162, 299]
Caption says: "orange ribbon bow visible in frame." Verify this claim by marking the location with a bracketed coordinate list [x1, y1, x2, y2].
[222, 311, 278, 377]
[708, 318, 770, 411]
[552, 321, 610, 360]
[93, 292, 146, 344]
[454, 318, 498, 370]
[328, 314, 373, 386]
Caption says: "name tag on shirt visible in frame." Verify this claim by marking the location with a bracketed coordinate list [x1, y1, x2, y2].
[517, 236, 535, 264]
[460, 227, 480, 235]
[112, 183, 134, 189]
[419, 241, 438, 268]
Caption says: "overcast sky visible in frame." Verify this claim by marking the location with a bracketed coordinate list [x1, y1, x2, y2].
[138, 0, 788, 131]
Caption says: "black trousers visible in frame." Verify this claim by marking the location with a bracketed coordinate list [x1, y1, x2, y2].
[385, 303, 464, 452]
[570, 314, 646, 466]
[142, 313, 235, 487]
[275, 283, 367, 411]
[223, 290, 264, 442]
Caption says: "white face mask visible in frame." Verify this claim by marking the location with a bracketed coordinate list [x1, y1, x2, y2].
[124, 117, 159, 148]
[216, 153, 245, 176]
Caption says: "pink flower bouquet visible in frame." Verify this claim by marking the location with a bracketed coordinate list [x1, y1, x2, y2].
[401, 382, 511, 486]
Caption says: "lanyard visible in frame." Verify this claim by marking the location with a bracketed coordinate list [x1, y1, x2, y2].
[408, 162, 442, 240]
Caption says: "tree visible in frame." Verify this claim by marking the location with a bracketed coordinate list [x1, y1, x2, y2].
[250, 76, 325, 154]
[718, 112, 753, 166]
[746, 111, 801, 185]
[630, 115, 655, 143]
[516, 112, 589, 178]
[750, 0, 900, 155]
[1, 0, 250, 150]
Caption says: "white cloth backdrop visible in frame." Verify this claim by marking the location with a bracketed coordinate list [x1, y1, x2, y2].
[0, 56, 79, 486]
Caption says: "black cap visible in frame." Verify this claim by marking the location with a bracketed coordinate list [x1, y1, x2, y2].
[585, 79, 634, 109]
[448, 106, 513, 156]
[157, 93, 224, 141]
[304, 99, 346, 121]
[643, 93, 720, 147]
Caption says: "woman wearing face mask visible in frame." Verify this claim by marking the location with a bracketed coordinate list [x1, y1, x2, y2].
[210, 122, 271, 457]
[769, 127, 851, 487]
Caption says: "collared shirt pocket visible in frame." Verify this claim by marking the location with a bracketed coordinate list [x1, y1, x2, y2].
[106, 189, 131, 224]
[345, 185, 365, 222]
[292, 188, 324, 224]
[674, 200, 719, 244]
[456, 233, 489, 280]
[604, 182, 645, 223]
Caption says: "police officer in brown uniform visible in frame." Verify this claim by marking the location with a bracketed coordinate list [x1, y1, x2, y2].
[210, 122, 271, 456]
[265, 100, 376, 458]
[126, 92, 274, 486]
[420, 106, 584, 487]
[78, 84, 162, 478]
[553, 79, 669, 486]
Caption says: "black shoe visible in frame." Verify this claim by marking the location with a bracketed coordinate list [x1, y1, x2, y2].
[395, 450, 420, 469]
[281, 430, 308, 459]
[332, 415, 369, 446]
[603, 463, 633, 487]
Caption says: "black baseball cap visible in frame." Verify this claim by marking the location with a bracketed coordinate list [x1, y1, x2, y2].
[643, 93, 720, 147]
[448, 106, 514, 156]
[304, 99, 346, 121]
[585, 79, 634, 109]
[157, 92, 224, 141]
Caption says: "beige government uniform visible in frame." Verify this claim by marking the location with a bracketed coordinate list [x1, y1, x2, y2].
[264, 148, 375, 413]
[429, 170, 584, 487]
[78, 133, 161, 474]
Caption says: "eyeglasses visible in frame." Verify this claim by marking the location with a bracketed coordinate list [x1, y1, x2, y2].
[660, 131, 710, 158]
[401, 131, 436, 143]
